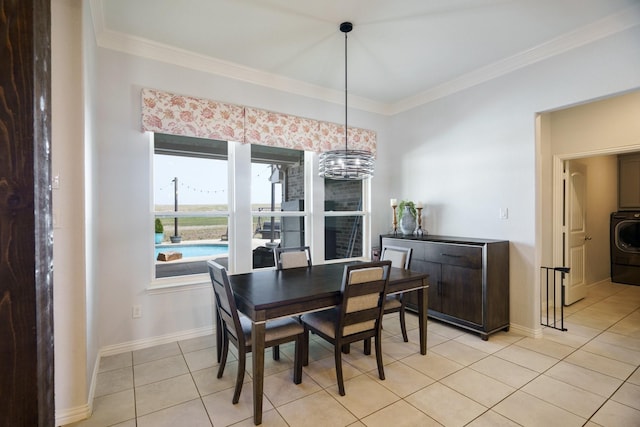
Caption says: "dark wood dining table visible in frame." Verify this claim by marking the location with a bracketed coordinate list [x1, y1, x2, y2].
[223, 261, 429, 425]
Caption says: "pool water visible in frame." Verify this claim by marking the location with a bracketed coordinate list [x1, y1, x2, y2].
[155, 243, 228, 259]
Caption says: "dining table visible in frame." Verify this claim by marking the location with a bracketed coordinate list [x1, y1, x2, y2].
[221, 261, 429, 425]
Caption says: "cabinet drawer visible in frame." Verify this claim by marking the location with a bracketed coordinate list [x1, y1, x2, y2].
[424, 243, 482, 268]
[381, 238, 425, 259]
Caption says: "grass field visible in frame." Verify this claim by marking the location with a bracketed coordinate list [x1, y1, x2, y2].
[154, 204, 281, 240]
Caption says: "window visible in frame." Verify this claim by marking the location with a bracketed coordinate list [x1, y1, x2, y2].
[153, 134, 229, 280]
[251, 145, 305, 269]
[152, 133, 369, 284]
[324, 179, 365, 260]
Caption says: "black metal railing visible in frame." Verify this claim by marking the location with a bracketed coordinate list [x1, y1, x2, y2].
[540, 266, 570, 331]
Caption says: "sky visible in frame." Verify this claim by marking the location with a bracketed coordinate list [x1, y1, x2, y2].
[154, 154, 279, 206]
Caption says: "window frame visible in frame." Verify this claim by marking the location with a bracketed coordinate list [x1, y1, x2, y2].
[148, 134, 371, 290]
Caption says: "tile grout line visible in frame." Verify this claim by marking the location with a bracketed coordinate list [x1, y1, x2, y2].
[518, 286, 640, 424]
[85, 282, 640, 427]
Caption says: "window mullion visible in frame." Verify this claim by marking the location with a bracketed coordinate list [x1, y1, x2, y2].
[229, 141, 252, 274]
[307, 151, 325, 263]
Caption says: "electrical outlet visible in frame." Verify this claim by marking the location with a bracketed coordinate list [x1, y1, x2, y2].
[132, 305, 142, 318]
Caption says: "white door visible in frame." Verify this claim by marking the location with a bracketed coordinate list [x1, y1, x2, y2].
[564, 161, 588, 305]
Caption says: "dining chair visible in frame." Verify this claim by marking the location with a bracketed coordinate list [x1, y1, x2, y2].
[272, 245, 311, 357]
[300, 260, 392, 396]
[207, 260, 304, 404]
[380, 245, 412, 342]
[274, 246, 312, 269]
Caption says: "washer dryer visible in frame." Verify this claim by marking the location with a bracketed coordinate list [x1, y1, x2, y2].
[611, 211, 640, 285]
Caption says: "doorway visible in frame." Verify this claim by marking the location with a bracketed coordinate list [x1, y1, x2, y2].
[551, 154, 619, 306]
[538, 89, 640, 335]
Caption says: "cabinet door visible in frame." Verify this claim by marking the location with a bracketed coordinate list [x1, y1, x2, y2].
[441, 264, 483, 325]
[619, 154, 640, 210]
[402, 259, 437, 312]
[420, 260, 442, 312]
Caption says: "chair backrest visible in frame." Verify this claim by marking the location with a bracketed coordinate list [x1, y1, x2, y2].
[381, 245, 412, 270]
[274, 246, 312, 270]
[338, 261, 391, 339]
[207, 260, 243, 344]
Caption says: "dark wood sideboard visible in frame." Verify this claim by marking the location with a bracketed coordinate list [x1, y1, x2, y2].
[380, 235, 509, 340]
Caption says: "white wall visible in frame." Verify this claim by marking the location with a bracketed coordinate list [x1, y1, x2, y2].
[548, 90, 640, 157]
[388, 78, 539, 333]
[387, 26, 640, 335]
[52, 1, 640, 418]
[572, 156, 618, 284]
[82, 0, 101, 415]
[52, 0, 88, 420]
[92, 48, 389, 349]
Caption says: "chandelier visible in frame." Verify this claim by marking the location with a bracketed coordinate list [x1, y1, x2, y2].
[319, 22, 375, 180]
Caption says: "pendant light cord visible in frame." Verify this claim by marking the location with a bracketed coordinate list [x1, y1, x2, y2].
[344, 27, 348, 154]
[317, 22, 373, 180]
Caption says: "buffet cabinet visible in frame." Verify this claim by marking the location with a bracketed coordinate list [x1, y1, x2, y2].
[381, 235, 509, 340]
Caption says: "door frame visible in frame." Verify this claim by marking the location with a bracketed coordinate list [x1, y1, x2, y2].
[0, 1, 54, 425]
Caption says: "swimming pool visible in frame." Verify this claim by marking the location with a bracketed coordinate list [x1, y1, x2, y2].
[155, 243, 228, 259]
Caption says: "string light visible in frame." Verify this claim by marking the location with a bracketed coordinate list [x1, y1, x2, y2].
[157, 180, 226, 196]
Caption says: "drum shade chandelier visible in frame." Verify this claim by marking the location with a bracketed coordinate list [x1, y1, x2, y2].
[319, 22, 375, 180]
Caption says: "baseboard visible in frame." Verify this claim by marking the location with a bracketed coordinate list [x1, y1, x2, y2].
[100, 325, 215, 357]
[587, 278, 612, 287]
[54, 349, 99, 426]
[55, 325, 215, 426]
[55, 402, 92, 426]
[508, 322, 543, 339]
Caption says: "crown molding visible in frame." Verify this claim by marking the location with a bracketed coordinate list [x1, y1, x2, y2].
[390, 3, 640, 115]
[96, 28, 391, 115]
[88, 0, 389, 115]
[90, 0, 639, 116]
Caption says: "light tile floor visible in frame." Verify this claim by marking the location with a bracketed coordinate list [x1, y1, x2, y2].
[65, 280, 640, 427]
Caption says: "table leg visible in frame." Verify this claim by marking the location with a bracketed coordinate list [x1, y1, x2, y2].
[252, 321, 266, 425]
[418, 283, 428, 355]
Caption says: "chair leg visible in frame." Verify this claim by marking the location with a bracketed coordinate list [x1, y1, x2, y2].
[215, 309, 222, 363]
[273, 344, 280, 361]
[217, 333, 229, 378]
[364, 337, 371, 355]
[399, 304, 408, 342]
[334, 344, 345, 396]
[375, 336, 385, 381]
[233, 349, 246, 404]
[293, 336, 303, 384]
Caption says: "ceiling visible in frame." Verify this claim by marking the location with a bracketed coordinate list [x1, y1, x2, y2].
[91, 0, 640, 114]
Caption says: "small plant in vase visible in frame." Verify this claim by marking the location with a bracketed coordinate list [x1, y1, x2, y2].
[154, 218, 164, 244]
[398, 200, 417, 235]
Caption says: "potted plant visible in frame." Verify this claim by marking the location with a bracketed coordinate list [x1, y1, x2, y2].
[154, 218, 164, 244]
[398, 200, 417, 235]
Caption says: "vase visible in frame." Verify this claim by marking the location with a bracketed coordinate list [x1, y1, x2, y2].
[400, 206, 416, 235]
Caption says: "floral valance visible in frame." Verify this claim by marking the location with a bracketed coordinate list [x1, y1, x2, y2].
[141, 89, 244, 141]
[141, 88, 376, 155]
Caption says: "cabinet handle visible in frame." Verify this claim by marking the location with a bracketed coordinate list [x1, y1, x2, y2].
[441, 253, 461, 258]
